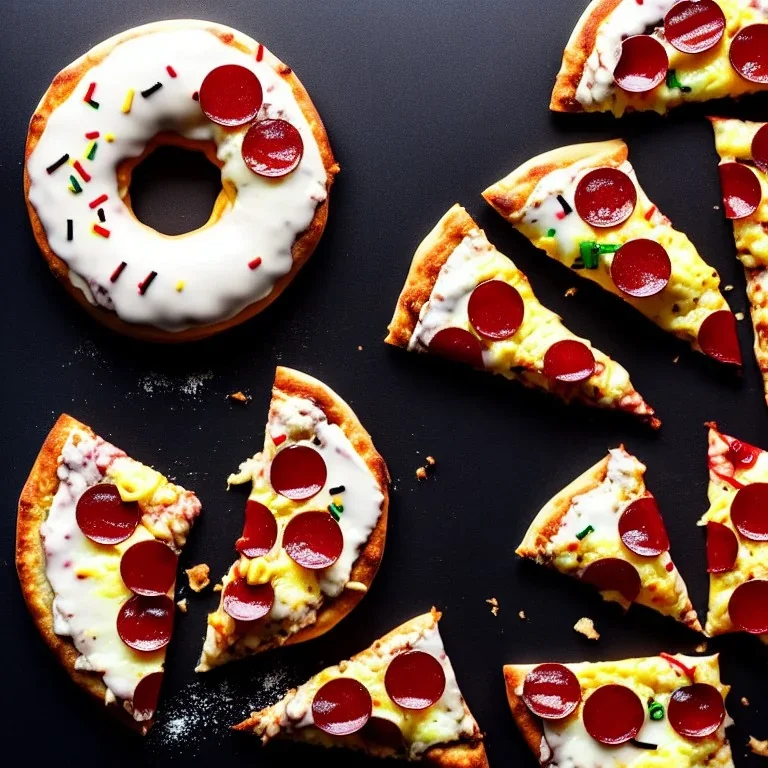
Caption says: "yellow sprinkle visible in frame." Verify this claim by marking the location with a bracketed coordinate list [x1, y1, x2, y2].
[175, 280, 185, 292]
[83, 140, 96, 159]
[121, 89, 135, 114]
[332, 496, 343, 507]
[105, 133, 115, 143]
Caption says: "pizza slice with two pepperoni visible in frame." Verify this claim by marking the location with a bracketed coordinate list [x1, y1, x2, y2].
[483, 140, 741, 367]
[386, 204, 659, 428]
[517, 446, 701, 630]
[504, 653, 734, 767]
[234, 609, 488, 767]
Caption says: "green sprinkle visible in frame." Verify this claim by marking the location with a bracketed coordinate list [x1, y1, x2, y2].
[328, 502, 344, 521]
[69, 175, 82, 194]
[578, 241, 619, 269]
[546, 228, 556, 238]
[86, 141, 98, 161]
[576, 525, 594, 540]
[648, 700, 665, 721]
[666, 69, 692, 93]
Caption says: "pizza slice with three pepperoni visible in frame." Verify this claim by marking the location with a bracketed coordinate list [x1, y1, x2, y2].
[16, 414, 202, 732]
[234, 609, 488, 767]
[483, 139, 742, 367]
[386, 204, 659, 428]
[504, 653, 734, 767]
[197, 367, 389, 672]
[701, 424, 768, 642]
[517, 446, 701, 630]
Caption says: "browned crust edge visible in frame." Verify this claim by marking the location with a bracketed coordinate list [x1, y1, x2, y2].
[23, 19, 339, 343]
[503, 665, 546, 763]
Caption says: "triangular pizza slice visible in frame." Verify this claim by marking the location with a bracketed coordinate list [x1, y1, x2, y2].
[197, 367, 389, 671]
[700, 423, 768, 642]
[551, 0, 768, 116]
[517, 446, 701, 631]
[234, 609, 488, 767]
[385, 204, 659, 428]
[484, 140, 741, 366]
[504, 653, 734, 767]
[16, 414, 202, 732]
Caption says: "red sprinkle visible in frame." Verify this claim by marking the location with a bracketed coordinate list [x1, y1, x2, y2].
[660, 652, 697, 681]
[89, 194, 108, 209]
[644, 205, 657, 221]
[248, 257, 263, 270]
[85, 131, 100, 139]
[166, 65, 177, 78]
[84, 82, 97, 103]
[73, 161, 91, 182]
[256, 43, 265, 62]
[272, 434, 287, 446]
[110, 262, 127, 283]
[93, 224, 111, 238]
[138, 271, 158, 295]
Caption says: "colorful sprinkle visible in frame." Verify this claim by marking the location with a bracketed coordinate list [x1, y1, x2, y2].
[89, 194, 108, 209]
[630, 739, 658, 751]
[272, 434, 287, 446]
[66, 219, 73, 241]
[666, 69, 692, 93]
[105, 133, 115, 143]
[256, 43, 265, 62]
[85, 131, 100, 140]
[46, 154, 69, 174]
[175, 280, 185, 292]
[92, 224, 111, 238]
[141, 82, 163, 98]
[72, 161, 91, 182]
[69, 175, 83, 194]
[644, 205, 657, 221]
[248, 257, 263, 270]
[546, 228, 557, 238]
[328, 502, 344, 521]
[138, 271, 158, 295]
[110, 261, 127, 283]
[97, 208, 106, 223]
[84, 141, 98, 161]
[557, 194, 573, 215]
[84, 82, 100, 108]
[329, 485, 346, 495]
[648, 700, 665, 721]
[121, 89, 135, 114]
[166, 65, 177, 78]
[576, 525, 594, 540]
[578, 241, 619, 269]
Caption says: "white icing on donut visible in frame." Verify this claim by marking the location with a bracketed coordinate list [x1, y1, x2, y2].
[26, 22, 329, 332]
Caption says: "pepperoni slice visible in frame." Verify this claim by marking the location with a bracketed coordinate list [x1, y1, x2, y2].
[574, 168, 638, 228]
[467, 280, 525, 340]
[76, 484, 140, 545]
[580, 558, 641, 602]
[752, 124, 768, 175]
[610, 240, 671, 298]
[428, 327, 485, 369]
[698, 311, 742, 365]
[618, 497, 670, 557]
[236, 500, 278, 558]
[543, 340, 596, 383]
[363, 716, 404, 749]
[283, 511, 344, 569]
[583, 685, 645, 745]
[706, 522, 739, 573]
[718, 162, 762, 219]
[664, 0, 726, 54]
[133, 672, 164, 721]
[199, 65, 263, 127]
[668, 684, 726, 738]
[729, 579, 768, 634]
[312, 678, 372, 736]
[242, 119, 304, 178]
[119, 540, 178, 596]
[613, 35, 669, 93]
[730, 25, 768, 83]
[730, 483, 768, 541]
[385, 651, 446, 710]
[222, 577, 274, 622]
[270, 445, 327, 500]
[116, 595, 174, 652]
[521, 663, 582, 720]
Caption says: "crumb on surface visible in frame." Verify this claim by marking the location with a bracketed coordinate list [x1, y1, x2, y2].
[565, 287, 577, 298]
[213, 583, 223, 592]
[177, 598, 188, 613]
[574, 617, 600, 640]
[713, 205, 720, 210]
[749, 736, 768, 757]
[357, 345, 363, 351]
[185, 563, 211, 593]
[486, 597, 499, 617]
[227, 391, 250, 405]
[724, 284, 734, 292]
[345, 581, 368, 592]
[735, 312, 745, 321]
[695, 641, 708, 653]
[416, 466, 428, 481]
[673, 355, 680, 364]
[518, 610, 527, 621]
[741, 696, 751, 707]
[425, 455, 436, 467]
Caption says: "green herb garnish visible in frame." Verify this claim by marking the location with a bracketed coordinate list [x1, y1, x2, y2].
[576, 525, 594, 540]
[666, 69, 692, 93]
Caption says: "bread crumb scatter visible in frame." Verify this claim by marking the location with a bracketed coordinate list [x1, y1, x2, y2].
[735, 312, 745, 321]
[741, 697, 751, 707]
[565, 287, 578, 298]
[573, 617, 600, 640]
[673, 355, 680, 364]
[227, 391, 249, 405]
[749, 736, 768, 757]
[724, 284, 734, 292]
[695, 641, 708, 653]
[486, 597, 499, 617]
[213, 583, 223, 592]
[177, 598, 188, 613]
[416, 467, 428, 481]
[186, 563, 211, 592]
[416, 455, 436, 480]
[518, 610, 527, 621]
[357, 345, 364, 351]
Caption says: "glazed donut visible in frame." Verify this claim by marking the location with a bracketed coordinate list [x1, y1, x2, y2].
[24, 20, 338, 342]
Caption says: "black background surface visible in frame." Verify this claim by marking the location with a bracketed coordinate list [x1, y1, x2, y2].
[2, 1, 767, 765]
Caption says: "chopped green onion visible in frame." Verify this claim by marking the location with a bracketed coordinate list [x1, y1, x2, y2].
[666, 69, 692, 93]
[546, 228, 556, 238]
[576, 525, 594, 540]
[648, 700, 665, 721]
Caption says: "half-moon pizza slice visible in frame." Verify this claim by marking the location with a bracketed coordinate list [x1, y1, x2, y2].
[197, 367, 389, 671]
[504, 653, 734, 767]
[517, 446, 701, 631]
[16, 414, 202, 732]
[483, 140, 741, 366]
[234, 609, 488, 767]
[551, 0, 768, 116]
[385, 204, 658, 428]
[700, 423, 768, 642]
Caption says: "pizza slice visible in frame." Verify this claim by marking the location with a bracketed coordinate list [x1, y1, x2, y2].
[385, 204, 659, 428]
[234, 609, 488, 767]
[197, 367, 389, 671]
[551, 0, 768, 116]
[504, 653, 734, 767]
[483, 140, 742, 366]
[16, 414, 202, 732]
[700, 423, 768, 642]
[517, 446, 701, 631]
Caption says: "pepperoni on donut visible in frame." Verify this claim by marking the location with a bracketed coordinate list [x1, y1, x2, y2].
[698, 311, 742, 365]
[752, 124, 768, 174]
[120, 540, 178, 596]
[582, 685, 645, 745]
[522, 663, 582, 720]
[222, 576, 274, 622]
[311, 678, 372, 736]
[385, 651, 446, 710]
[706, 522, 739, 573]
[730, 483, 768, 541]
[270, 445, 327, 500]
[729, 580, 768, 634]
[580, 558, 642, 602]
[236, 500, 278, 558]
[76, 484, 140, 545]
[116, 594, 174, 652]
[613, 35, 669, 93]
[664, 0, 726, 54]
[199, 64, 263, 126]
[467, 280, 525, 340]
[242, 118, 304, 178]
[363, 716, 404, 749]
[730, 25, 768, 83]
[610, 240, 671, 298]
[574, 168, 638, 228]
[133, 672, 164, 720]
[542, 340, 596, 383]
[283, 511, 344, 569]
[428, 327, 485, 369]
[718, 162, 762, 219]
[668, 684, 726, 738]
[618, 497, 670, 557]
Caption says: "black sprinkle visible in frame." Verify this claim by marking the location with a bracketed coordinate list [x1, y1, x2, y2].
[97, 208, 106, 223]
[66, 219, 73, 241]
[312, 437, 322, 446]
[630, 739, 658, 750]
[141, 82, 163, 98]
[138, 270, 158, 295]
[329, 485, 346, 495]
[557, 194, 573, 215]
[46, 154, 70, 174]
